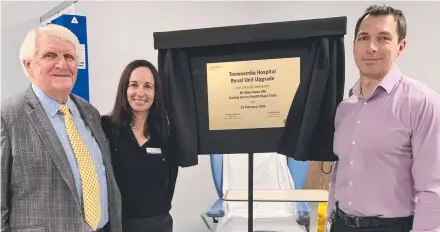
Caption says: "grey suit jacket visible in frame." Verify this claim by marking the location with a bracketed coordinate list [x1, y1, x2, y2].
[1, 86, 122, 232]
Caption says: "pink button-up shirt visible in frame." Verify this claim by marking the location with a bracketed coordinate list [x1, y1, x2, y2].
[327, 66, 440, 232]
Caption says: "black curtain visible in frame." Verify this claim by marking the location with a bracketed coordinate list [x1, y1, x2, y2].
[155, 17, 347, 167]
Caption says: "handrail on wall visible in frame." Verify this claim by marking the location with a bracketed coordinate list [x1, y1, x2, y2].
[40, 0, 78, 24]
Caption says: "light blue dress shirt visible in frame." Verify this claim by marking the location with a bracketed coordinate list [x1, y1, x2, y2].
[32, 84, 109, 231]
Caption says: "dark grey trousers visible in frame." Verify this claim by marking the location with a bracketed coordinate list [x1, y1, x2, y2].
[122, 213, 173, 232]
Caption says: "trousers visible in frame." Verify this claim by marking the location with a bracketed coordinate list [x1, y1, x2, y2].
[122, 213, 173, 232]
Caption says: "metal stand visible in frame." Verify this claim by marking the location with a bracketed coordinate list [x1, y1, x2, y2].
[248, 152, 254, 232]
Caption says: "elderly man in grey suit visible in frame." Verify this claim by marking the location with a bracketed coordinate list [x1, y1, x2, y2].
[1, 24, 122, 232]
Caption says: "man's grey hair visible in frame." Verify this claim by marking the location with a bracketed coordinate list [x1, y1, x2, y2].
[19, 24, 82, 77]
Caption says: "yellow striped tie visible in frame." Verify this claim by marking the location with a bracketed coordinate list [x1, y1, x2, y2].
[60, 104, 102, 230]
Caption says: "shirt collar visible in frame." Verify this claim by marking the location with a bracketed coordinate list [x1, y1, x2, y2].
[349, 65, 402, 97]
[31, 84, 77, 117]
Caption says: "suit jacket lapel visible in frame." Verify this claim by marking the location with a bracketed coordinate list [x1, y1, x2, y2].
[23, 87, 81, 207]
[71, 95, 115, 199]
[71, 95, 108, 154]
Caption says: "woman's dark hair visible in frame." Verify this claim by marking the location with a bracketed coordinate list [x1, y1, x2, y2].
[109, 59, 168, 142]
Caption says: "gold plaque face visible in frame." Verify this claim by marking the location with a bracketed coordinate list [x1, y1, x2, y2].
[206, 57, 301, 130]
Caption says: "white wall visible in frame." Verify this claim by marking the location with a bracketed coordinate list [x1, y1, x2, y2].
[2, 1, 440, 232]
[1, 1, 62, 99]
[75, 1, 440, 116]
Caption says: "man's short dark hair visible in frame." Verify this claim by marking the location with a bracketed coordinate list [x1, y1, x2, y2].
[354, 5, 407, 43]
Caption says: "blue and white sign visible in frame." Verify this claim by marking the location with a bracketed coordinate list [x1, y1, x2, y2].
[51, 14, 90, 102]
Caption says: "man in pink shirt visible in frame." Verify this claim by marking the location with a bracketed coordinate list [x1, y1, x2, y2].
[327, 4, 440, 232]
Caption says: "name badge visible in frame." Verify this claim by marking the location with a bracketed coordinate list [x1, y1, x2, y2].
[146, 147, 162, 155]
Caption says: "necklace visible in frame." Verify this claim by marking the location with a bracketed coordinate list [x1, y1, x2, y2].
[132, 125, 140, 130]
[130, 122, 142, 131]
